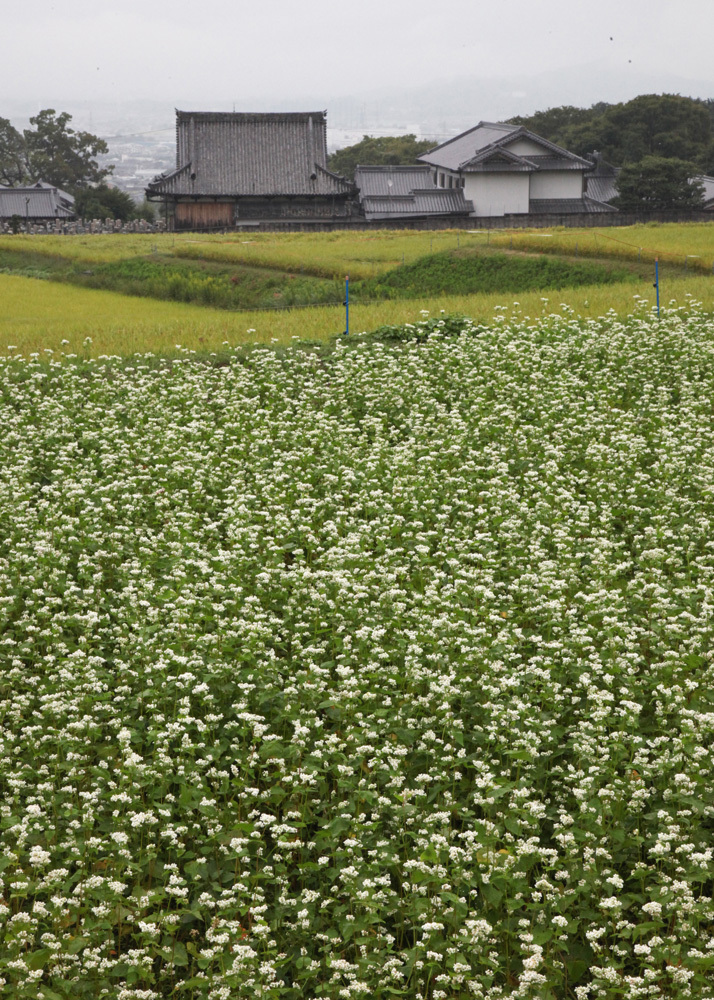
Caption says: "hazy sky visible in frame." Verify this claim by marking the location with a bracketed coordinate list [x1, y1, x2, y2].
[3, 0, 712, 110]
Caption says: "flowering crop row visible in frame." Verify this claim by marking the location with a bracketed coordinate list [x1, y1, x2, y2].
[1, 304, 713, 999]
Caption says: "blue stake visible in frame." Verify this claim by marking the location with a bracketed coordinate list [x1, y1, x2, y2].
[344, 274, 349, 336]
[654, 258, 660, 318]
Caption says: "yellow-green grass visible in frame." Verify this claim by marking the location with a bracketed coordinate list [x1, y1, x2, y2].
[0, 274, 292, 357]
[0, 233, 177, 264]
[171, 230, 471, 278]
[0, 230, 468, 278]
[2, 222, 714, 280]
[3, 271, 714, 360]
[480, 221, 714, 274]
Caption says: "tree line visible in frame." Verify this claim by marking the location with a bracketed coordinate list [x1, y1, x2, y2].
[2, 96, 712, 217]
[509, 93, 712, 210]
[0, 109, 153, 221]
[329, 95, 714, 210]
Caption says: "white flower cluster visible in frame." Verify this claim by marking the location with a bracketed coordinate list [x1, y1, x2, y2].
[0, 304, 714, 998]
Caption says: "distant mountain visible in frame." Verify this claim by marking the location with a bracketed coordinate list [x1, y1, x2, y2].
[6, 60, 712, 141]
[4, 61, 712, 198]
[321, 61, 714, 141]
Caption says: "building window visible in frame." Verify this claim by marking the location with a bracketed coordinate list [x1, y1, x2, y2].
[439, 173, 444, 187]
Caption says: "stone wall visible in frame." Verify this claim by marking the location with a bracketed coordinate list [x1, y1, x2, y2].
[0, 217, 167, 235]
[227, 208, 714, 233]
[2, 208, 711, 236]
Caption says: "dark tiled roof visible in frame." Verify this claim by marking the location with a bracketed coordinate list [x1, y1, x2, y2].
[360, 189, 472, 219]
[529, 198, 617, 214]
[584, 154, 620, 205]
[147, 111, 353, 198]
[413, 190, 473, 214]
[0, 186, 75, 220]
[583, 196, 619, 213]
[354, 164, 435, 197]
[585, 175, 619, 204]
[355, 164, 472, 218]
[32, 180, 76, 210]
[520, 154, 586, 171]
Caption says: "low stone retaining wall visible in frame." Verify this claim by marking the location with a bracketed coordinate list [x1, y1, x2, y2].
[0, 218, 167, 235]
[2, 209, 711, 236]
[227, 209, 714, 233]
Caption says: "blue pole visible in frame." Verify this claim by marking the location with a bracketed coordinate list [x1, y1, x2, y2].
[654, 259, 660, 318]
[344, 274, 349, 336]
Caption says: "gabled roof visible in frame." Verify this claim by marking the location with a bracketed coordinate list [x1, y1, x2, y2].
[0, 183, 75, 220]
[419, 121, 591, 173]
[147, 110, 354, 198]
[420, 121, 520, 169]
[32, 180, 75, 210]
[459, 144, 537, 173]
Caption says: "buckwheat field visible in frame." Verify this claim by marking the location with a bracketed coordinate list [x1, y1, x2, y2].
[1, 303, 713, 1000]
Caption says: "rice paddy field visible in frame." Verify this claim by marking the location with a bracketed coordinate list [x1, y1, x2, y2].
[2, 222, 714, 278]
[5, 269, 714, 359]
[2, 223, 714, 998]
[2, 223, 714, 360]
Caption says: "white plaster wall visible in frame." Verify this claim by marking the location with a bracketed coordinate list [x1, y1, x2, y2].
[530, 171, 583, 199]
[464, 173, 529, 216]
[505, 137, 546, 156]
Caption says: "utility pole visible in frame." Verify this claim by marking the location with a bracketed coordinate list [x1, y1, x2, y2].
[653, 259, 660, 318]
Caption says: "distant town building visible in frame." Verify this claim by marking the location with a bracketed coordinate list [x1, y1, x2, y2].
[418, 122, 615, 217]
[146, 110, 356, 229]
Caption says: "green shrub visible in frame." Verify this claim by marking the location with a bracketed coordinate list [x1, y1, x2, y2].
[357, 249, 635, 300]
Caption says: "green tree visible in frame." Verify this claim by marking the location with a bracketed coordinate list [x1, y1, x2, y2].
[508, 104, 609, 148]
[614, 156, 704, 210]
[74, 183, 136, 221]
[0, 117, 27, 186]
[23, 109, 111, 190]
[597, 95, 712, 164]
[327, 134, 434, 180]
[511, 94, 714, 170]
[133, 199, 156, 223]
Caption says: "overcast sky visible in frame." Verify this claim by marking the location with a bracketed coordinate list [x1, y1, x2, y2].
[3, 0, 713, 116]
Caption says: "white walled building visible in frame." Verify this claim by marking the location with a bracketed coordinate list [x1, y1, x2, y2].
[419, 122, 614, 217]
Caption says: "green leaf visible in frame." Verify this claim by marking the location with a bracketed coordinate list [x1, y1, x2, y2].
[67, 936, 90, 955]
[481, 883, 503, 906]
[566, 959, 589, 984]
[172, 941, 189, 967]
[26, 949, 51, 970]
